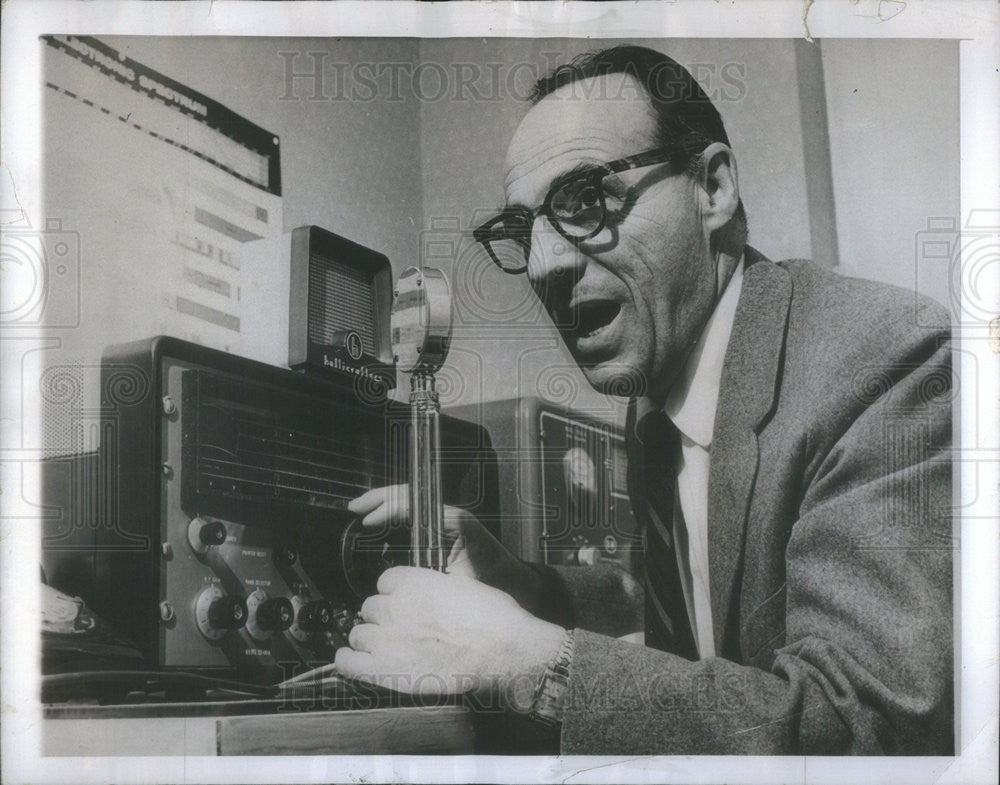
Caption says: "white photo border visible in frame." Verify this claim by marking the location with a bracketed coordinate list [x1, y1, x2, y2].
[1, 1, 997, 783]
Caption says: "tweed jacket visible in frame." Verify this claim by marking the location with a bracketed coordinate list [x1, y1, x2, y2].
[533, 253, 954, 755]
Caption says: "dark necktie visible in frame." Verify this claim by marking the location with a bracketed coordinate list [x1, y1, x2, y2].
[637, 410, 698, 661]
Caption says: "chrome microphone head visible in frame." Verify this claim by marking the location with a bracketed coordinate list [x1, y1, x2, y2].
[390, 266, 452, 375]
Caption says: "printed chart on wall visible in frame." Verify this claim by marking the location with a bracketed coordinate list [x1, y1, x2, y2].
[39, 34, 286, 451]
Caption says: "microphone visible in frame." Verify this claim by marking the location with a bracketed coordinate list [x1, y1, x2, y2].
[389, 267, 453, 571]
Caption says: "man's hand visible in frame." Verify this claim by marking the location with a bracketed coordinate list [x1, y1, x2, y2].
[334, 566, 566, 710]
[348, 485, 545, 613]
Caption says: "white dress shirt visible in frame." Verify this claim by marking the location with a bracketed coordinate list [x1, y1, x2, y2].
[637, 260, 744, 659]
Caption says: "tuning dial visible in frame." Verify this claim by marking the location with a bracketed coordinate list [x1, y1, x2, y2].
[188, 517, 228, 555]
[340, 517, 406, 600]
[195, 585, 246, 640]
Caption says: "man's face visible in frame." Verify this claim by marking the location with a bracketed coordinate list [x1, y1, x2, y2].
[504, 73, 719, 399]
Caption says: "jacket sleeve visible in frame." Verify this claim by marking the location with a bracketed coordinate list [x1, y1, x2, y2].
[555, 331, 953, 755]
[525, 561, 644, 638]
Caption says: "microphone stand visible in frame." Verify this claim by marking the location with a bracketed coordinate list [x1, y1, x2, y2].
[408, 369, 445, 571]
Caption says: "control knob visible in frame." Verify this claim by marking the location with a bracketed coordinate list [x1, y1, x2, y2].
[297, 600, 334, 633]
[188, 517, 228, 555]
[246, 589, 294, 640]
[273, 543, 298, 567]
[209, 595, 248, 629]
[257, 597, 294, 632]
[288, 596, 335, 643]
[194, 585, 247, 640]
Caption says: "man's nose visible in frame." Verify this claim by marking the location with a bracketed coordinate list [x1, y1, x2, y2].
[526, 217, 585, 290]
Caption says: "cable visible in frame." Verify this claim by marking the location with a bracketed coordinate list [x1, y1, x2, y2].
[42, 670, 277, 699]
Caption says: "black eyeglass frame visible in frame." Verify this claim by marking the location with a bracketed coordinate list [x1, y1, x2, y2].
[472, 145, 689, 275]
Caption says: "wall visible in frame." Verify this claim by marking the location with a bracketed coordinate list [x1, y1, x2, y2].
[822, 38, 959, 308]
[106, 36, 426, 273]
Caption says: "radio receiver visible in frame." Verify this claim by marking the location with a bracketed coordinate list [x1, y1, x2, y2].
[41, 338, 499, 683]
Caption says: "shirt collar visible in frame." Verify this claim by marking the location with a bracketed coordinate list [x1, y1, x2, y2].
[637, 258, 745, 449]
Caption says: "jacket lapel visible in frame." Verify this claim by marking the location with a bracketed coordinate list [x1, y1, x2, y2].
[708, 254, 792, 657]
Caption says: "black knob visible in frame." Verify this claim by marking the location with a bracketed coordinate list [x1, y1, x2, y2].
[208, 595, 247, 630]
[297, 600, 334, 633]
[199, 520, 228, 547]
[256, 597, 294, 632]
[273, 544, 298, 567]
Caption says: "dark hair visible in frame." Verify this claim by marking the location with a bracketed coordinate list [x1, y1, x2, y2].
[530, 45, 747, 247]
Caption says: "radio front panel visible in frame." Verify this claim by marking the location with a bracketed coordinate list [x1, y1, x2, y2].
[449, 398, 641, 574]
[537, 410, 639, 569]
[41, 337, 498, 683]
[159, 354, 391, 677]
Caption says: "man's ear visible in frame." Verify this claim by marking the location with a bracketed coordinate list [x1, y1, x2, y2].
[697, 142, 740, 233]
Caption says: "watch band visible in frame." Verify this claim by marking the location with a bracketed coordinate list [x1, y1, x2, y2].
[529, 628, 575, 730]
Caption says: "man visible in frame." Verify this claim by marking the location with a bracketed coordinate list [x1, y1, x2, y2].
[338, 46, 953, 755]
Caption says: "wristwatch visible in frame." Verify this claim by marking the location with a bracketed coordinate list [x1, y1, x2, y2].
[529, 629, 575, 730]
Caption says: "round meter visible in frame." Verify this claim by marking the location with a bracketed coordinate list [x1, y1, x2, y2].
[390, 267, 452, 373]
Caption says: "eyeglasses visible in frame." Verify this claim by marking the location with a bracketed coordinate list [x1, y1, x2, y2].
[472, 146, 688, 275]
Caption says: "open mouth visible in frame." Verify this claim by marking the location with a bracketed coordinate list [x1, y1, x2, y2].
[575, 300, 622, 340]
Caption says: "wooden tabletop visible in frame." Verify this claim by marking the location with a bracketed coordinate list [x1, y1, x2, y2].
[44, 704, 476, 756]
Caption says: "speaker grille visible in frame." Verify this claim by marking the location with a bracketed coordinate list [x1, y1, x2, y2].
[307, 253, 377, 354]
